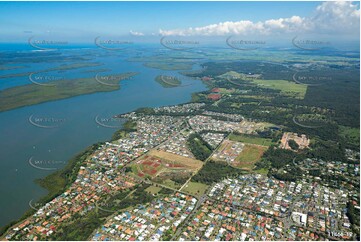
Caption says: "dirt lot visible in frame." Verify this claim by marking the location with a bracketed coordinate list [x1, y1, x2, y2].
[132, 150, 203, 179]
[149, 150, 203, 170]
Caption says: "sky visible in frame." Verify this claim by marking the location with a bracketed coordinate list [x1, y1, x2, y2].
[0, 1, 359, 43]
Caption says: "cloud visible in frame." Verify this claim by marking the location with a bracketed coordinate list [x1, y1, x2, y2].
[311, 1, 360, 33]
[159, 1, 359, 36]
[129, 30, 144, 36]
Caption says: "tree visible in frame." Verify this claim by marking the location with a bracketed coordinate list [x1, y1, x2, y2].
[288, 139, 299, 150]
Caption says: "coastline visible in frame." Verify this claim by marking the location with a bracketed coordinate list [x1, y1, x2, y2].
[0, 77, 211, 237]
[0, 72, 139, 113]
[0, 142, 103, 236]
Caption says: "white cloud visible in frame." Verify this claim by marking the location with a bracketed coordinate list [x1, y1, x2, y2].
[129, 30, 144, 36]
[159, 1, 359, 36]
[311, 1, 360, 33]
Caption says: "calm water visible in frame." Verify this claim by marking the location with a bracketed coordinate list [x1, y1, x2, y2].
[0, 45, 207, 227]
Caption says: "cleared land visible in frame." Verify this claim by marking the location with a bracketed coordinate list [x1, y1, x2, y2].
[131, 150, 203, 180]
[218, 71, 307, 99]
[233, 144, 268, 170]
[229, 133, 273, 146]
[181, 181, 208, 196]
[252, 79, 307, 99]
[149, 150, 203, 169]
[237, 120, 274, 134]
[339, 126, 360, 147]
[145, 186, 162, 195]
[212, 140, 244, 162]
[161, 179, 180, 190]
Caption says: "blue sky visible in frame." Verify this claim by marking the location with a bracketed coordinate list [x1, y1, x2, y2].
[0, 2, 322, 36]
[0, 1, 359, 42]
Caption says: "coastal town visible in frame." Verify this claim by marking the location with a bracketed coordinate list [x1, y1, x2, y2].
[2, 103, 359, 241]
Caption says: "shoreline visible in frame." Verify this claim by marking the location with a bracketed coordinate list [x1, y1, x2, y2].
[0, 142, 104, 237]
[0, 77, 211, 237]
[0, 72, 139, 113]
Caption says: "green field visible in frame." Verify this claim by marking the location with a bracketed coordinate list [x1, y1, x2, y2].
[252, 79, 307, 99]
[181, 181, 208, 196]
[229, 133, 273, 146]
[218, 71, 307, 99]
[254, 168, 269, 175]
[235, 144, 268, 170]
[0, 72, 138, 112]
[145, 185, 162, 195]
[339, 126, 360, 147]
[160, 179, 181, 189]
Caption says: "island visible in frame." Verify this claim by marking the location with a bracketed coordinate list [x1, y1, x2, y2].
[0, 72, 139, 112]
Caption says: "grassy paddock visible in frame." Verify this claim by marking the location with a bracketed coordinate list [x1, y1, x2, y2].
[181, 181, 208, 196]
[235, 144, 268, 170]
[229, 133, 273, 146]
